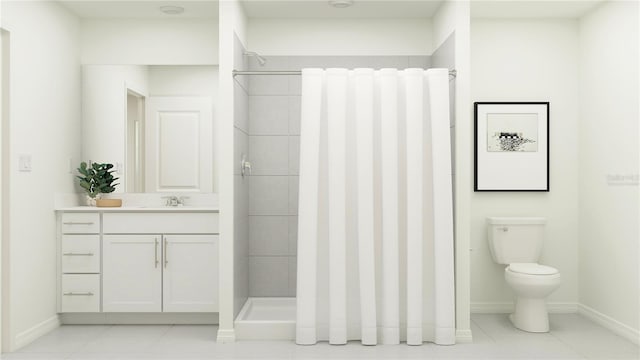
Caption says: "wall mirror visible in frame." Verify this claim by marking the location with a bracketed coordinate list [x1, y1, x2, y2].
[82, 65, 217, 193]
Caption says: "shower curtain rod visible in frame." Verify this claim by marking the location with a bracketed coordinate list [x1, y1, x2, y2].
[232, 69, 457, 78]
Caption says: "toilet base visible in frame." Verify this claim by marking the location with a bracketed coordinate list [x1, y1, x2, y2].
[510, 297, 549, 333]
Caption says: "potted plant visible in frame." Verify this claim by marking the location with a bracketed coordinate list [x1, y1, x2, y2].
[77, 162, 122, 207]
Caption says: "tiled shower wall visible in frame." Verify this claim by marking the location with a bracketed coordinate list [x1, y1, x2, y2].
[247, 55, 431, 297]
[233, 35, 249, 316]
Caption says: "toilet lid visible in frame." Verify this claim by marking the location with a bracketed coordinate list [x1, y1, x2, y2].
[509, 263, 559, 275]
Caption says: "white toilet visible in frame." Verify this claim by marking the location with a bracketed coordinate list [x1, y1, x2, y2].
[487, 217, 561, 333]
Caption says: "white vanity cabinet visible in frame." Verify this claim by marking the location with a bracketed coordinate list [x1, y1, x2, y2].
[57, 209, 219, 316]
[59, 213, 101, 313]
[102, 234, 163, 312]
[102, 212, 219, 313]
[162, 235, 218, 312]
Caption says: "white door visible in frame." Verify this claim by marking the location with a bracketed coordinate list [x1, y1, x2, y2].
[145, 97, 213, 193]
[103, 235, 162, 312]
[162, 235, 218, 312]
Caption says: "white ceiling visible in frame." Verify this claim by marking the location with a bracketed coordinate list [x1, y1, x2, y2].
[58, 0, 605, 19]
[470, 0, 604, 18]
[59, 1, 219, 19]
[240, 0, 444, 19]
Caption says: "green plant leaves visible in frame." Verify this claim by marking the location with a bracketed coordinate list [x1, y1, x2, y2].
[76, 162, 119, 198]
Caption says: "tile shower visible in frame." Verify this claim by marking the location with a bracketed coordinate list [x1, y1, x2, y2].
[243, 55, 432, 298]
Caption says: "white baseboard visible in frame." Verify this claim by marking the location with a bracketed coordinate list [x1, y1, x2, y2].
[60, 313, 218, 325]
[216, 329, 236, 343]
[578, 304, 640, 345]
[13, 315, 60, 351]
[455, 329, 473, 343]
[471, 302, 578, 314]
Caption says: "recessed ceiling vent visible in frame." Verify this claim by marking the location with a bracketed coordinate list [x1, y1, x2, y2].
[159, 5, 185, 15]
[329, 0, 354, 8]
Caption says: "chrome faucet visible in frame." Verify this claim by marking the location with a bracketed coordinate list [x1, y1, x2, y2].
[162, 195, 189, 207]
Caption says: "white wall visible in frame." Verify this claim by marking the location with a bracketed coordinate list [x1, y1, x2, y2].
[433, 0, 473, 342]
[578, 0, 639, 336]
[218, 0, 247, 343]
[148, 66, 218, 96]
[0, 0, 81, 350]
[81, 19, 218, 65]
[432, 1, 457, 50]
[470, 19, 580, 310]
[247, 18, 432, 55]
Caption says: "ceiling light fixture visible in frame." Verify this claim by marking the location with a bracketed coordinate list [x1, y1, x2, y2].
[329, 0, 354, 8]
[159, 5, 185, 15]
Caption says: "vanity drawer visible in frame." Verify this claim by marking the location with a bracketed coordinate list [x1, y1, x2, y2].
[61, 235, 100, 274]
[61, 213, 100, 234]
[61, 274, 100, 312]
[103, 213, 219, 234]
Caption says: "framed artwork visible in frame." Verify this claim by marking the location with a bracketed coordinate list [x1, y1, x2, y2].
[474, 102, 549, 192]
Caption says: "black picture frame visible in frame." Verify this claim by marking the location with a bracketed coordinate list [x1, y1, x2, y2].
[474, 102, 550, 192]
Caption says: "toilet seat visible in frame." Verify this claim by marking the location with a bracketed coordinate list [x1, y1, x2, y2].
[508, 263, 558, 276]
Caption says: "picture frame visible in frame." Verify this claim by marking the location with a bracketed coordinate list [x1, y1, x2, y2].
[474, 102, 549, 192]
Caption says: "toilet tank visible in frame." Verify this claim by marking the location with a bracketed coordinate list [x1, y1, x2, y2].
[487, 217, 546, 265]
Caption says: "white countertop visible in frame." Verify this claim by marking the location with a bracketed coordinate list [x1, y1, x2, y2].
[56, 206, 219, 213]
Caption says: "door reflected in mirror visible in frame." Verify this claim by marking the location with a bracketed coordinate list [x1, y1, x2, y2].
[126, 90, 145, 193]
[82, 65, 217, 193]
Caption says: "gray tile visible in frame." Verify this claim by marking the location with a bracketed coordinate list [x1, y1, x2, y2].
[288, 257, 297, 297]
[249, 96, 289, 135]
[17, 335, 90, 354]
[249, 256, 289, 297]
[249, 76, 289, 96]
[6, 314, 637, 360]
[289, 136, 300, 175]
[408, 56, 431, 69]
[234, 128, 248, 176]
[288, 216, 298, 256]
[234, 175, 249, 220]
[450, 126, 456, 175]
[248, 56, 289, 72]
[234, 84, 249, 133]
[288, 75, 302, 96]
[355, 56, 409, 69]
[288, 176, 299, 215]
[77, 337, 157, 354]
[472, 314, 557, 343]
[249, 136, 289, 175]
[233, 35, 248, 91]
[2, 354, 72, 359]
[289, 56, 411, 70]
[288, 96, 301, 135]
[101, 325, 171, 338]
[249, 216, 289, 256]
[248, 57, 290, 96]
[548, 315, 639, 359]
[249, 176, 289, 215]
[288, 56, 334, 70]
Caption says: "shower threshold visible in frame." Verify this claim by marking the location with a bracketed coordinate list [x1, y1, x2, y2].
[235, 297, 296, 340]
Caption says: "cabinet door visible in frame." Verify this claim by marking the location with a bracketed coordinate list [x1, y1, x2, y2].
[162, 235, 218, 312]
[103, 235, 162, 312]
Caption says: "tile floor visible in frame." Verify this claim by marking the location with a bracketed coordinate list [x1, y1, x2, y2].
[1, 314, 638, 359]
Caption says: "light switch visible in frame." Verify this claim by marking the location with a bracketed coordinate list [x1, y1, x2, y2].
[18, 154, 32, 172]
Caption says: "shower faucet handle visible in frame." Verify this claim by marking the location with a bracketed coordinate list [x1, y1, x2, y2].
[241, 154, 252, 177]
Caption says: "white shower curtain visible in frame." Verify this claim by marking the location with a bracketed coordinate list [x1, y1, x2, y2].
[296, 68, 455, 346]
